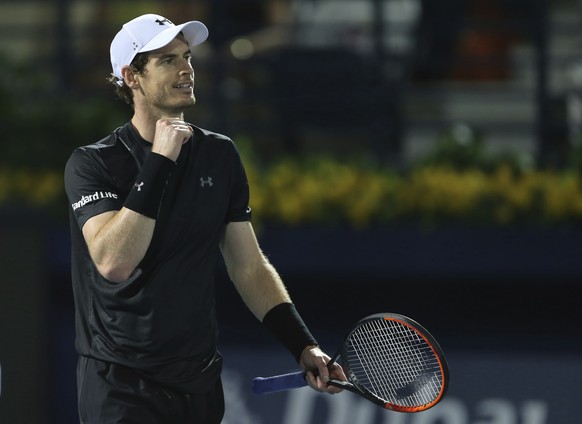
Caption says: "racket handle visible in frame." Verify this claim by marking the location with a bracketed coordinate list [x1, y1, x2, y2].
[251, 371, 307, 395]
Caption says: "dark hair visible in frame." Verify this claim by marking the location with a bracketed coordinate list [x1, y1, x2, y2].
[107, 52, 150, 106]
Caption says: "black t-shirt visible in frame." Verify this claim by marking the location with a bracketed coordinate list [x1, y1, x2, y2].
[64, 122, 251, 393]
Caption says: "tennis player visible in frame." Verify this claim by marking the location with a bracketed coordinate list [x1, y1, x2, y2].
[64, 13, 345, 424]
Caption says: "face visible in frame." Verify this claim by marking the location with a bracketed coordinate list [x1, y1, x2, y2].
[132, 37, 196, 116]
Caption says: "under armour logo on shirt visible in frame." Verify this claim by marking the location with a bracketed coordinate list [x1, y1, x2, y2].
[200, 177, 213, 187]
[155, 18, 172, 26]
[134, 182, 144, 191]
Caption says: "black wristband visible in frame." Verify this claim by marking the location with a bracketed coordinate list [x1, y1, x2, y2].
[123, 152, 176, 219]
[262, 302, 319, 363]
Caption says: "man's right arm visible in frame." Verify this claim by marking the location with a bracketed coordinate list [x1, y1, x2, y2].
[78, 118, 193, 283]
[82, 209, 155, 282]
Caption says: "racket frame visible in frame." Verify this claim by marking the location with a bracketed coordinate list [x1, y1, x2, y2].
[326, 313, 449, 412]
[251, 312, 449, 413]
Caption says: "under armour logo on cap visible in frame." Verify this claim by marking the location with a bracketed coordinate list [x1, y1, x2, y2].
[110, 14, 209, 85]
[155, 18, 172, 26]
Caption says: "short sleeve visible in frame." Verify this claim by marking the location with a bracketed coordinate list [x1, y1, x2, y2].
[64, 147, 124, 230]
[226, 143, 252, 223]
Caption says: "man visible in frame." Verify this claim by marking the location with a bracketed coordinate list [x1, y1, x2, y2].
[64, 13, 345, 424]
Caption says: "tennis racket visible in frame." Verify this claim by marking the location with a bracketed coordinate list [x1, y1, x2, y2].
[251, 312, 449, 413]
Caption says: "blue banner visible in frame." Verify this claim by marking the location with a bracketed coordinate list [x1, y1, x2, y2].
[219, 347, 582, 424]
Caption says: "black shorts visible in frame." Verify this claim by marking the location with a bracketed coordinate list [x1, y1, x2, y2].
[77, 356, 225, 424]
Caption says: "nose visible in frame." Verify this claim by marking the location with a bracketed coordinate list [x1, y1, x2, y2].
[179, 59, 194, 75]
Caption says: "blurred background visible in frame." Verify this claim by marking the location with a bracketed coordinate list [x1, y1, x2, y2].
[1, 0, 581, 423]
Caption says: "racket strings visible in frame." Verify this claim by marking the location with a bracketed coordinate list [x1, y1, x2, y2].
[345, 318, 444, 408]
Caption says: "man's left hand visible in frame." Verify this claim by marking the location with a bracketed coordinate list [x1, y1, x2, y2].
[299, 345, 347, 394]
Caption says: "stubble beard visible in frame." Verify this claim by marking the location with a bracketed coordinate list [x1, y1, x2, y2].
[153, 92, 197, 117]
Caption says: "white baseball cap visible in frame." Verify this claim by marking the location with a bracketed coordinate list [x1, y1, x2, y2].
[110, 14, 209, 85]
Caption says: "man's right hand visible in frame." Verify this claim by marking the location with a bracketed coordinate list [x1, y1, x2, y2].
[151, 118, 193, 162]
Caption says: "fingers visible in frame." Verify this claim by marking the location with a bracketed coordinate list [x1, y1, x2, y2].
[304, 371, 324, 392]
[158, 119, 193, 143]
[299, 347, 347, 395]
[305, 370, 343, 395]
[303, 360, 345, 395]
[329, 361, 347, 382]
[152, 118, 193, 161]
[322, 361, 346, 394]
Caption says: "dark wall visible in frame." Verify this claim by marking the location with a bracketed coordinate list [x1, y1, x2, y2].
[1, 220, 580, 423]
[0, 214, 50, 424]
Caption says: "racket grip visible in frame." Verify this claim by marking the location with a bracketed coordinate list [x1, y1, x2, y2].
[251, 371, 307, 395]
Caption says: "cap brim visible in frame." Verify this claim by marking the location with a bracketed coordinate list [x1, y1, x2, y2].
[140, 21, 208, 53]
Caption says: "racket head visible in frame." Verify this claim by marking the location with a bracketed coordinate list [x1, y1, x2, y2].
[337, 312, 449, 413]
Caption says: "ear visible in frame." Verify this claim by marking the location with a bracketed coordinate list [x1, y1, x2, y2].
[121, 65, 140, 88]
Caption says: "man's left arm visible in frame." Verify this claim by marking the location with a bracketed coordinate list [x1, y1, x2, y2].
[220, 221, 345, 393]
[220, 221, 290, 319]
